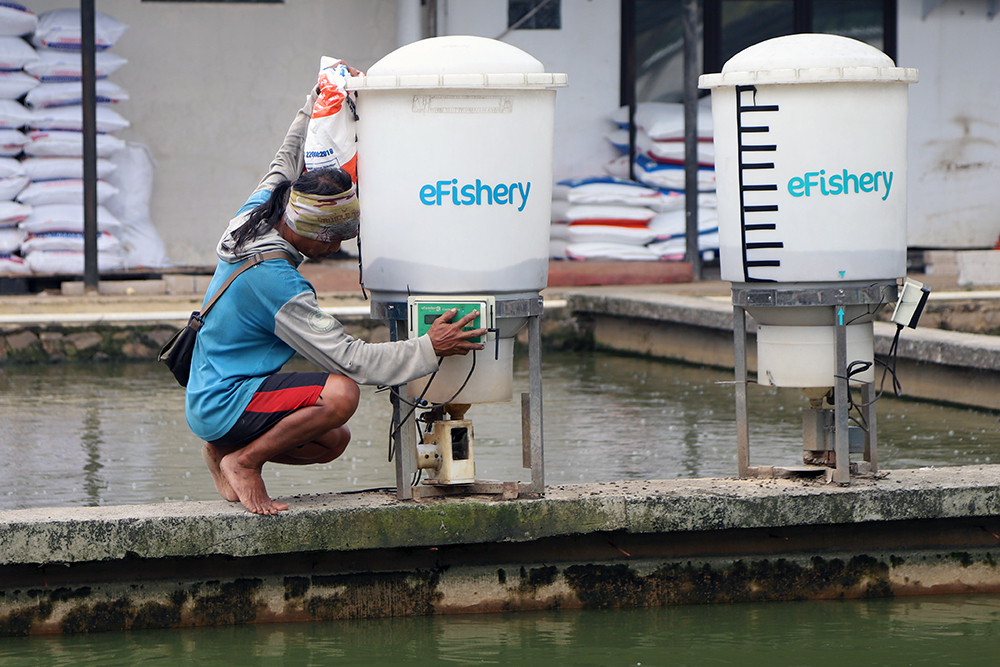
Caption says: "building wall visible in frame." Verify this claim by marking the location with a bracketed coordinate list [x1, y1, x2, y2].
[26, 0, 397, 266]
[898, 0, 1000, 248]
[24, 1, 995, 266]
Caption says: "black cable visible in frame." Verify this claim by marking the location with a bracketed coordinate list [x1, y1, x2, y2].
[386, 363, 440, 462]
[837, 323, 905, 431]
[844, 281, 890, 327]
[340, 486, 396, 495]
[437, 349, 477, 407]
[384, 350, 479, 488]
[376, 383, 430, 409]
[880, 324, 904, 397]
[835, 360, 873, 432]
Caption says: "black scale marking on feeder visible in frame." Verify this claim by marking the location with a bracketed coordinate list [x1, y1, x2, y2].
[736, 85, 781, 283]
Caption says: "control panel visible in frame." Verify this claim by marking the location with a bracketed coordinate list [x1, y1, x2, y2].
[407, 295, 496, 343]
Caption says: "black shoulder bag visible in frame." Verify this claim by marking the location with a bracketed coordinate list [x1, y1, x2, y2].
[158, 250, 294, 387]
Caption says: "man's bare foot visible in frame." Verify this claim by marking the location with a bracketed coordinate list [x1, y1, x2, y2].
[202, 443, 239, 502]
[219, 451, 289, 515]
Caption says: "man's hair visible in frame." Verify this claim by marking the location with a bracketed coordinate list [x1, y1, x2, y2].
[226, 167, 354, 255]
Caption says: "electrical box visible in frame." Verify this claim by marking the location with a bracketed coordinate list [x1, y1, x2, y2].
[891, 278, 931, 329]
[407, 296, 496, 343]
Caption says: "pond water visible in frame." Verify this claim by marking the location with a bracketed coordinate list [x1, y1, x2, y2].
[0, 595, 998, 666]
[2, 352, 1000, 664]
[0, 350, 998, 511]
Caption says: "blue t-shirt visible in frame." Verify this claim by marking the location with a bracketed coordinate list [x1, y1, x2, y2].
[184, 190, 310, 442]
[184, 256, 314, 442]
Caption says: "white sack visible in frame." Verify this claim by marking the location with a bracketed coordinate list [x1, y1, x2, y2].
[19, 203, 121, 233]
[0, 35, 37, 69]
[0, 252, 29, 273]
[21, 156, 116, 181]
[304, 57, 358, 179]
[647, 231, 721, 258]
[0, 226, 24, 253]
[549, 239, 569, 260]
[566, 181, 685, 212]
[24, 80, 128, 109]
[24, 130, 125, 157]
[604, 155, 631, 180]
[0, 99, 31, 128]
[550, 199, 570, 223]
[16, 178, 119, 205]
[566, 225, 658, 246]
[24, 48, 127, 82]
[0, 4, 37, 38]
[633, 155, 716, 192]
[29, 105, 129, 132]
[0, 199, 30, 224]
[24, 249, 124, 273]
[610, 99, 713, 140]
[105, 142, 170, 268]
[0, 70, 38, 99]
[21, 230, 120, 254]
[565, 242, 663, 261]
[0, 156, 24, 177]
[564, 204, 657, 224]
[0, 128, 27, 156]
[0, 174, 27, 199]
[32, 10, 128, 51]
[648, 138, 716, 166]
[648, 208, 720, 240]
[549, 222, 571, 240]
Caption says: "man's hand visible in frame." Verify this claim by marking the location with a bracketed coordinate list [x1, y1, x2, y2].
[428, 309, 487, 357]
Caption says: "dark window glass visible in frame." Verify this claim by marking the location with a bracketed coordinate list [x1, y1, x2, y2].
[629, 0, 889, 104]
[509, 0, 561, 30]
[634, 1, 693, 103]
[814, 0, 884, 51]
[720, 0, 793, 64]
[141, 1, 282, 4]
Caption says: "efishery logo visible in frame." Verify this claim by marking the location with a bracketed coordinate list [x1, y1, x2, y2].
[788, 169, 894, 201]
[419, 179, 532, 212]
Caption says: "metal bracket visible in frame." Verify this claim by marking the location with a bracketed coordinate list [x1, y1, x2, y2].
[733, 292, 879, 484]
[384, 308, 544, 500]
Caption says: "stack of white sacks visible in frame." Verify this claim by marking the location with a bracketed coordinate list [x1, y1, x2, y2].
[0, 4, 166, 276]
[550, 98, 719, 262]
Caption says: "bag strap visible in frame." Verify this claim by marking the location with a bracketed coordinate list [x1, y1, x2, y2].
[198, 250, 295, 322]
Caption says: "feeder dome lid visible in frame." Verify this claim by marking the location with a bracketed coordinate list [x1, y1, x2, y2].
[347, 35, 567, 91]
[699, 33, 917, 88]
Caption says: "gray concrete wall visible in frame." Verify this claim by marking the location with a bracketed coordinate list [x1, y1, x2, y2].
[899, 0, 1000, 248]
[564, 287, 1000, 411]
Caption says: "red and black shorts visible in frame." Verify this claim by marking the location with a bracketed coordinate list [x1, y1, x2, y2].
[211, 372, 328, 448]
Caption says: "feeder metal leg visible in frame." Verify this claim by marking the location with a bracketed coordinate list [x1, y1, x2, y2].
[733, 304, 750, 477]
[527, 313, 545, 494]
[389, 320, 417, 500]
[834, 312, 850, 484]
[862, 381, 878, 471]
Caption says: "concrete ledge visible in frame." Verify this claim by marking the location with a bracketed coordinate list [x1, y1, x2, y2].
[565, 287, 1000, 409]
[2, 467, 998, 566]
[2, 468, 999, 635]
[566, 287, 1000, 370]
[889, 323, 1000, 370]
